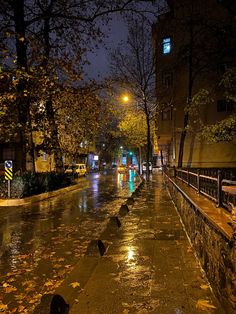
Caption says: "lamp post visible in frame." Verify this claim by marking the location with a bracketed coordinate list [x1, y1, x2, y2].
[119, 146, 123, 164]
[139, 146, 142, 175]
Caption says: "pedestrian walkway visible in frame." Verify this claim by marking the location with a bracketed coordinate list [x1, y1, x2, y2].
[70, 173, 226, 314]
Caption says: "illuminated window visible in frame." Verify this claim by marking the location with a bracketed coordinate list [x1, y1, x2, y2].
[162, 108, 172, 120]
[162, 37, 171, 54]
[42, 151, 47, 161]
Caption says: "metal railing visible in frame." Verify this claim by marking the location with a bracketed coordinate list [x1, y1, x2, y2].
[173, 167, 236, 211]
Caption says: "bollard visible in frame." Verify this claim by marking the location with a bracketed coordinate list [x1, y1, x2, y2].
[33, 294, 69, 314]
[109, 216, 122, 228]
[119, 204, 129, 216]
[86, 239, 106, 256]
[132, 189, 140, 198]
[135, 186, 140, 193]
[126, 197, 134, 205]
[97, 239, 106, 256]
[139, 180, 144, 187]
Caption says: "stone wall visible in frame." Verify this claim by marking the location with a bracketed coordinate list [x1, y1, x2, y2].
[165, 175, 236, 313]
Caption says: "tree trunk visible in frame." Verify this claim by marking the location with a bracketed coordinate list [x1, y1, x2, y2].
[160, 150, 164, 166]
[145, 102, 151, 180]
[45, 100, 64, 172]
[27, 112, 36, 172]
[13, 0, 34, 172]
[186, 133, 195, 168]
[42, 10, 64, 173]
[139, 146, 142, 175]
[178, 112, 188, 168]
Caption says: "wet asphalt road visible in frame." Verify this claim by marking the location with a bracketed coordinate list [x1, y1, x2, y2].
[0, 170, 139, 313]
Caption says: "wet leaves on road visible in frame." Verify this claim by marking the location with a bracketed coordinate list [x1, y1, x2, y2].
[0, 302, 8, 312]
[70, 282, 80, 288]
[0, 193, 133, 313]
[196, 299, 216, 310]
[200, 284, 210, 290]
[4, 285, 17, 294]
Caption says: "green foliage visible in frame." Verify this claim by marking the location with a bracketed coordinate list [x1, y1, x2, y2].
[186, 69, 236, 144]
[41, 172, 72, 192]
[201, 114, 236, 143]
[201, 68, 236, 143]
[220, 67, 236, 102]
[185, 89, 213, 132]
[56, 83, 106, 159]
[119, 110, 147, 147]
[0, 1, 161, 171]
[0, 172, 73, 199]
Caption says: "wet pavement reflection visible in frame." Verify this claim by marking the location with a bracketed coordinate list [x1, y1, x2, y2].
[0, 170, 139, 313]
[71, 173, 226, 314]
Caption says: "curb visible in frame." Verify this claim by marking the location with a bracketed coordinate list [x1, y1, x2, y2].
[0, 180, 90, 207]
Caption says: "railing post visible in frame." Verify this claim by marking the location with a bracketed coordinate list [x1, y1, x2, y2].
[187, 169, 190, 185]
[173, 166, 176, 178]
[197, 169, 200, 194]
[217, 170, 222, 207]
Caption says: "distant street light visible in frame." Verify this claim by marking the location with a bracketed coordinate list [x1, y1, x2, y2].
[122, 94, 130, 103]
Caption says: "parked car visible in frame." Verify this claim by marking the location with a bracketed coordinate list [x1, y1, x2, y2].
[129, 164, 138, 171]
[65, 164, 87, 177]
[142, 162, 152, 172]
[117, 164, 127, 173]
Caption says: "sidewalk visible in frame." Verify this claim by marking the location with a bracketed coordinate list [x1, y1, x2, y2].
[68, 173, 225, 313]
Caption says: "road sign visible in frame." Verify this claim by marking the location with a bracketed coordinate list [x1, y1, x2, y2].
[5, 160, 13, 169]
[5, 160, 13, 181]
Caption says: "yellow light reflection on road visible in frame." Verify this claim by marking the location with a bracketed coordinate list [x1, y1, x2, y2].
[126, 246, 137, 271]
[127, 248, 135, 261]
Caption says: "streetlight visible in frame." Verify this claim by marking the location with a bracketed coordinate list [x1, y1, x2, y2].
[122, 94, 130, 103]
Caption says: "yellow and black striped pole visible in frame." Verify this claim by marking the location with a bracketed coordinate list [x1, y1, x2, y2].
[4, 160, 13, 198]
[5, 168, 13, 181]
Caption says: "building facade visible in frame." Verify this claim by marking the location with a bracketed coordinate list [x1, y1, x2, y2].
[153, 0, 236, 168]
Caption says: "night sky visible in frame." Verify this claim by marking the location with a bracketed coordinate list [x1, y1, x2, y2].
[84, 1, 167, 79]
[84, 15, 128, 79]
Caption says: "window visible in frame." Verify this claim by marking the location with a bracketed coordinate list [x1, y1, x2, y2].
[162, 71, 173, 87]
[217, 100, 233, 112]
[162, 108, 172, 120]
[162, 37, 171, 54]
[42, 151, 47, 161]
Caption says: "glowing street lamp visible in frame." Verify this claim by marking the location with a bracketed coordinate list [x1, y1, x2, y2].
[122, 94, 130, 103]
